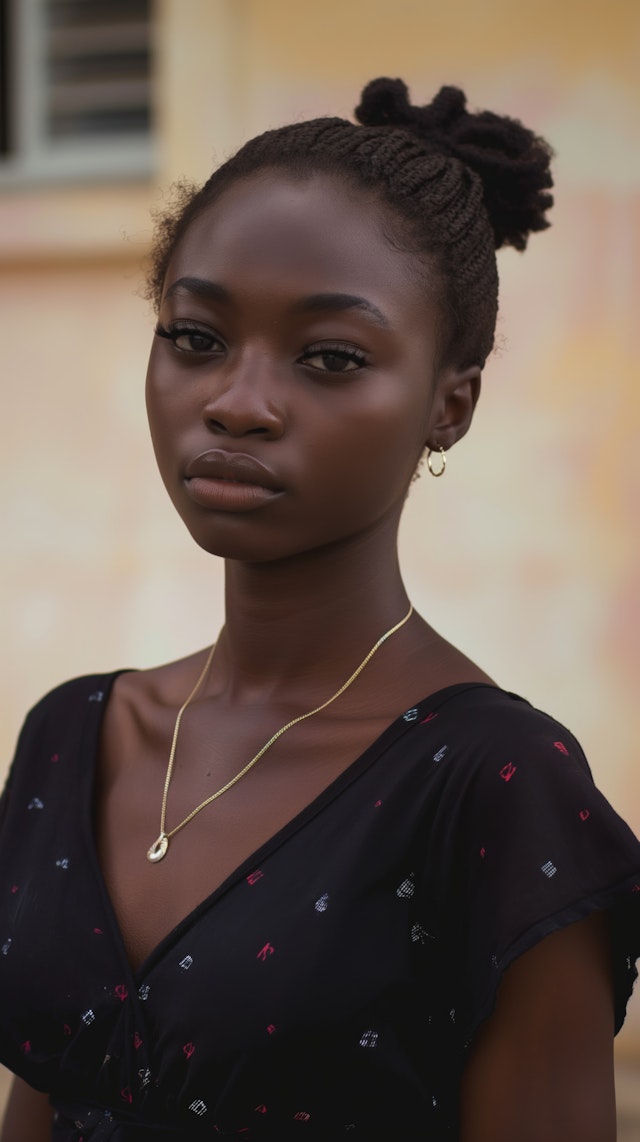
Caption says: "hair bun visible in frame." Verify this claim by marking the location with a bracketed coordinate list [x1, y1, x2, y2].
[355, 78, 466, 135]
[355, 78, 554, 252]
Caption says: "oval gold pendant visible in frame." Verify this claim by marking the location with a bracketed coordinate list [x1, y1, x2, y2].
[147, 834, 169, 863]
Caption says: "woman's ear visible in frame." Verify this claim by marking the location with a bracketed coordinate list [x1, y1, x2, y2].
[425, 365, 482, 452]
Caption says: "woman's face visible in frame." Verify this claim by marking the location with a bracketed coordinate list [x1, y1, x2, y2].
[146, 172, 456, 563]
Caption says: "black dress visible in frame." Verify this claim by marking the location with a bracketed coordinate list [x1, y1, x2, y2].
[1, 673, 639, 1140]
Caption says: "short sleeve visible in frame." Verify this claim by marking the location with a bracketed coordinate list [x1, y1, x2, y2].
[0, 708, 36, 830]
[419, 692, 640, 1044]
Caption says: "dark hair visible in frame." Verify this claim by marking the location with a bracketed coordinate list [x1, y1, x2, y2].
[145, 79, 553, 369]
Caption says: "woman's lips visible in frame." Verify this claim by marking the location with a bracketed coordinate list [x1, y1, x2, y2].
[186, 476, 281, 512]
[184, 449, 283, 512]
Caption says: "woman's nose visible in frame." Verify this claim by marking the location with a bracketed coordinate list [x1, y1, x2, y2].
[201, 355, 286, 439]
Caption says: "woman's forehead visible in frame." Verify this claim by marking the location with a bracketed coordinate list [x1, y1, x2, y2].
[164, 172, 432, 315]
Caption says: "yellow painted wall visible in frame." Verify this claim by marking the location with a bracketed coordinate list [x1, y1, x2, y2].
[1, 0, 638, 1088]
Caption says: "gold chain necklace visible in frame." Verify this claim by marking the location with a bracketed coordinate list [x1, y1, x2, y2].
[147, 603, 413, 863]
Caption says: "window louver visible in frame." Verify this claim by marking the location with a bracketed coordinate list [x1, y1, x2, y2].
[46, 0, 152, 141]
[0, 0, 154, 183]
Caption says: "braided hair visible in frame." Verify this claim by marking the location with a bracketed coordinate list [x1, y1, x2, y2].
[146, 79, 553, 369]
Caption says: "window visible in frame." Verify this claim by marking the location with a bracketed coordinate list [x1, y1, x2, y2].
[0, 0, 154, 184]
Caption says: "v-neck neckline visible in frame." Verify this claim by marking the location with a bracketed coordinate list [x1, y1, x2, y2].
[81, 671, 495, 982]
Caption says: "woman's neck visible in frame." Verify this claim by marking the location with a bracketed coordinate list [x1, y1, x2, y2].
[212, 522, 412, 701]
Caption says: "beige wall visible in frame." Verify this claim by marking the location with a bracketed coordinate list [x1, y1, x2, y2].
[1, 0, 639, 1062]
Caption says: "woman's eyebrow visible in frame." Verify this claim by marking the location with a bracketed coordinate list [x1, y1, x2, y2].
[163, 279, 391, 330]
[292, 292, 391, 328]
[164, 276, 231, 303]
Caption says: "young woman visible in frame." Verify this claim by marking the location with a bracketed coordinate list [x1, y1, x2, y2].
[1, 78, 639, 1142]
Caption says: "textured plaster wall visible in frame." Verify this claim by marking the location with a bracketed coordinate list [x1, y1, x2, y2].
[0, 0, 638, 1060]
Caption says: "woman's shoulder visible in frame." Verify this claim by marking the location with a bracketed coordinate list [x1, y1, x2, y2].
[416, 683, 640, 875]
[3, 674, 123, 790]
[20, 670, 122, 730]
[415, 681, 588, 764]
[405, 682, 599, 820]
[21, 645, 212, 726]
[3, 651, 207, 804]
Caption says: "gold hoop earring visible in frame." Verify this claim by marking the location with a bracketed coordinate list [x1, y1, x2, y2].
[427, 447, 446, 477]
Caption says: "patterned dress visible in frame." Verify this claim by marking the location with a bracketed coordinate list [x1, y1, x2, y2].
[1, 674, 639, 1139]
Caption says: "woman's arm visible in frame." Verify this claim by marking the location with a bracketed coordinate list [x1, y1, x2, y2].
[1, 1077, 53, 1142]
[460, 912, 616, 1142]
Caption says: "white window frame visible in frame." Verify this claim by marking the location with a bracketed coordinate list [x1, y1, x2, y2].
[0, 0, 155, 187]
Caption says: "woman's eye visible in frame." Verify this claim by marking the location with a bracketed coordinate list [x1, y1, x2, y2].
[300, 346, 367, 374]
[155, 324, 222, 354]
[174, 330, 217, 352]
